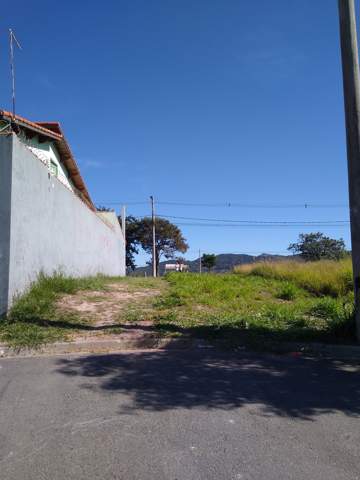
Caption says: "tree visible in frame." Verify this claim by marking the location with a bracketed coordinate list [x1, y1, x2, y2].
[123, 216, 143, 270]
[175, 256, 187, 265]
[288, 232, 347, 261]
[96, 205, 113, 212]
[136, 217, 188, 275]
[202, 253, 217, 272]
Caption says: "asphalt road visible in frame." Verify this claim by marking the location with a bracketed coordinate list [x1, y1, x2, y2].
[0, 349, 359, 480]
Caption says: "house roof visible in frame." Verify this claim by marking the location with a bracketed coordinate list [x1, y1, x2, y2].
[0, 110, 95, 211]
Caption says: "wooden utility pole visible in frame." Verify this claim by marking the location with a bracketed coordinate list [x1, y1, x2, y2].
[121, 205, 126, 274]
[150, 196, 157, 277]
[338, 0, 360, 340]
[199, 249, 202, 274]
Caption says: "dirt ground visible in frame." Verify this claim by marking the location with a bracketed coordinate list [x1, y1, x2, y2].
[55, 282, 163, 343]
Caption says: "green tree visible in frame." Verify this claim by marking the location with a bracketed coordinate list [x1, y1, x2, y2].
[202, 253, 217, 272]
[99, 210, 188, 272]
[96, 206, 113, 212]
[288, 232, 347, 261]
[136, 217, 188, 275]
[122, 215, 143, 270]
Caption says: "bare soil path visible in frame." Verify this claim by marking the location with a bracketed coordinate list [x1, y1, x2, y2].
[55, 280, 165, 344]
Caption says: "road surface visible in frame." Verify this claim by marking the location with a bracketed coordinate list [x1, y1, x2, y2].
[0, 349, 359, 480]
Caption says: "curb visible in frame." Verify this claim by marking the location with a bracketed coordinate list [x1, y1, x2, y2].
[0, 338, 359, 360]
[0, 336, 205, 358]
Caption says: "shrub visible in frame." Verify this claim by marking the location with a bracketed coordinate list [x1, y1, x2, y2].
[308, 297, 356, 340]
[276, 282, 297, 301]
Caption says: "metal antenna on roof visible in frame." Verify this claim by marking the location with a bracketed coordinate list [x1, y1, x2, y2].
[9, 28, 22, 118]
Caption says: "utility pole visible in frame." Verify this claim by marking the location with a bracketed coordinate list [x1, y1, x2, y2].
[150, 196, 156, 277]
[199, 249, 202, 274]
[338, 0, 360, 341]
[121, 205, 126, 274]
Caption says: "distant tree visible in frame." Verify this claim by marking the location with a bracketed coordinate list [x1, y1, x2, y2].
[96, 205, 114, 212]
[202, 253, 217, 272]
[176, 255, 187, 263]
[136, 217, 188, 275]
[124, 216, 144, 270]
[288, 232, 347, 261]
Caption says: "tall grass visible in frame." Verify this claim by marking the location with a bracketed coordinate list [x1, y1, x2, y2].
[155, 271, 356, 344]
[234, 258, 353, 298]
[0, 273, 110, 347]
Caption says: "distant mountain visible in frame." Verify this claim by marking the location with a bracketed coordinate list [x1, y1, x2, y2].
[132, 253, 293, 276]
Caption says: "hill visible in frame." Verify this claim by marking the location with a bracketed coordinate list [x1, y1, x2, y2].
[132, 253, 293, 276]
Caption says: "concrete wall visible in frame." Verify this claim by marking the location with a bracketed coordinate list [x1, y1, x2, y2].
[0, 136, 12, 314]
[0, 134, 125, 313]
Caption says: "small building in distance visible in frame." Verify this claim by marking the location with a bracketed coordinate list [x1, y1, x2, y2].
[164, 262, 189, 273]
[0, 110, 126, 314]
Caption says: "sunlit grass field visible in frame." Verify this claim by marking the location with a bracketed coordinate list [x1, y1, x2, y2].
[154, 259, 355, 347]
[0, 259, 356, 349]
[234, 258, 353, 297]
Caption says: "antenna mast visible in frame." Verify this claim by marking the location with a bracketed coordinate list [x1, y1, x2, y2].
[9, 28, 22, 117]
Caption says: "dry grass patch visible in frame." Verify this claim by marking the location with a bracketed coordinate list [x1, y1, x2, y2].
[234, 258, 353, 297]
[56, 282, 163, 328]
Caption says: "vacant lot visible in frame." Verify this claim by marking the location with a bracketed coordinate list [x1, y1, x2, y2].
[153, 260, 355, 347]
[0, 259, 356, 349]
[0, 275, 165, 348]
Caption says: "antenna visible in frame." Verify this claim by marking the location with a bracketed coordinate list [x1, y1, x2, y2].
[9, 28, 22, 118]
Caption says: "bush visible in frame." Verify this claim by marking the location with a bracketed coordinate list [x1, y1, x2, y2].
[308, 297, 356, 340]
[276, 282, 298, 301]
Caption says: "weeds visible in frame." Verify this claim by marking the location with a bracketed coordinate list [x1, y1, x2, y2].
[276, 282, 298, 301]
[1, 273, 112, 348]
[153, 272, 356, 345]
[0, 267, 356, 350]
[234, 258, 353, 297]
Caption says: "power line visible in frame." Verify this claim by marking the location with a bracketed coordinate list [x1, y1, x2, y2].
[125, 213, 350, 228]
[96, 200, 349, 209]
[170, 222, 349, 228]
[186, 250, 291, 255]
[155, 214, 350, 225]
[155, 201, 349, 209]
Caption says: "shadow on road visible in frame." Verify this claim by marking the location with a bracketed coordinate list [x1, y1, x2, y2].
[56, 349, 360, 420]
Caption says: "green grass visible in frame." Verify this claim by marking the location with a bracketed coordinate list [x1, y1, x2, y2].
[0, 273, 165, 349]
[0, 263, 356, 350]
[152, 269, 356, 348]
[276, 282, 299, 301]
[0, 273, 111, 348]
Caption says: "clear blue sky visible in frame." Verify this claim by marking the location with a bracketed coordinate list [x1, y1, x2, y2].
[0, 0, 352, 266]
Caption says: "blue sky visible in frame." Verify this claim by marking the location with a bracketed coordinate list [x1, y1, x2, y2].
[0, 0, 352, 266]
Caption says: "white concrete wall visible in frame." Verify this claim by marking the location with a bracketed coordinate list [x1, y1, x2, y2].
[0, 135, 12, 314]
[0, 134, 125, 313]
